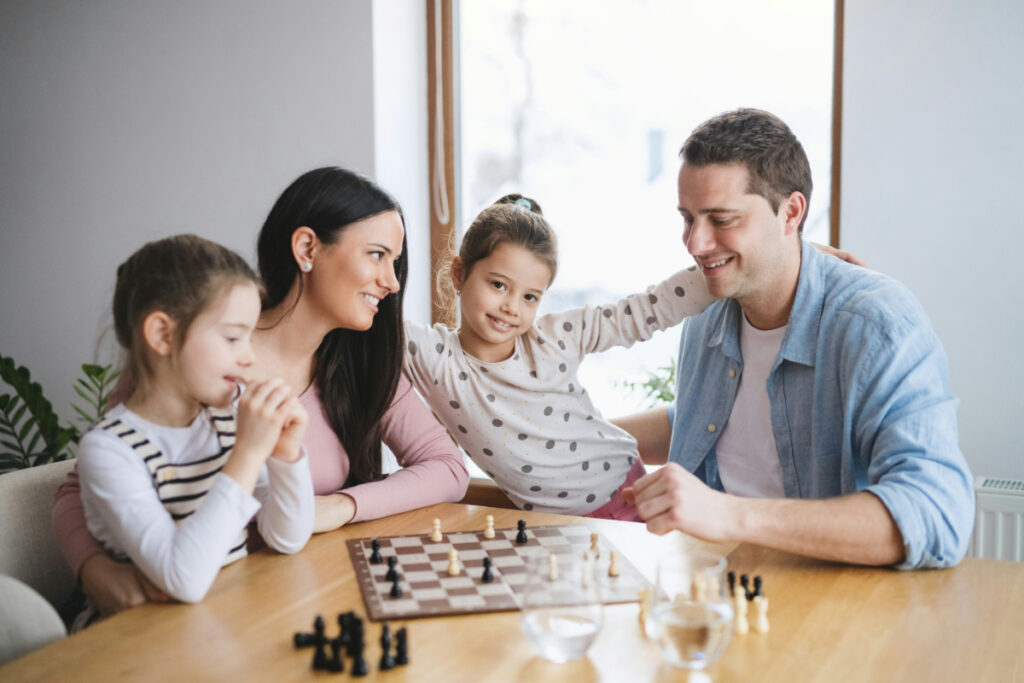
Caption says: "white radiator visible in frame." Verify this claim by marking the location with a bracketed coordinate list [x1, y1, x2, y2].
[968, 476, 1024, 561]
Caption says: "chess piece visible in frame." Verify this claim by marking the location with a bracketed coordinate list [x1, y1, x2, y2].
[390, 573, 403, 598]
[548, 554, 559, 581]
[753, 575, 763, 596]
[608, 550, 620, 577]
[589, 532, 600, 557]
[481, 556, 494, 583]
[326, 639, 344, 673]
[312, 622, 329, 670]
[369, 539, 382, 564]
[638, 587, 653, 632]
[727, 570, 737, 597]
[484, 514, 495, 539]
[516, 520, 528, 544]
[740, 573, 751, 600]
[447, 548, 460, 576]
[733, 588, 749, 635]
[347, 616, 364, 658]
[385, 556, 398, 582]
[693, 572, 707, 600]
[351, 637, 368, 676]
[395, 627, 409, 665]
[753, 595, 770, 634]
[379, 624, 395, 670]
[431, 518, 443, 543]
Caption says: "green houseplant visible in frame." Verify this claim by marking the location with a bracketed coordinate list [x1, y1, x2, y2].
[0, 353, 119, 472]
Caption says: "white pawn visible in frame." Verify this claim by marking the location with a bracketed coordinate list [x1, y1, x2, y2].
[753, 595, 770, 634]
[548, 554, 559, 581]
[483, 514, 495, 539]
[733, 591, 749, 635]
[430, 518, 442, 543]
[608, 550, 620, 577]
[447, 548, 460, 576]
[589, 532, 600, 557]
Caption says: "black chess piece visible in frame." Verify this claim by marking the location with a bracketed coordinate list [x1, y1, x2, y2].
[727, 571, 736, 596]
[390, 573, 403, 598]
[753, 575, 763, 597]
[395, 627, 409, 666]
[335, 613, 350, 653]
[326, 639, 344, 673]
[516, 519, 528, 544]
[740, 573, 751, 599]
[309, 615, 328, 667]
[481, 556, 494, 583]
[379, 624, 395, 671]
[351, 638, 369, 677]
[385, 556, 398, 581]
[370, 539, 382, 564]
[312, 632, 329, 670]
[346, 617, 364, 658]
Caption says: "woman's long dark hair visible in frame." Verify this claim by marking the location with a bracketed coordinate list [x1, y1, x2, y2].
[256, 167, 408, 486]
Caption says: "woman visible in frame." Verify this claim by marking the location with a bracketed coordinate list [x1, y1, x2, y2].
[53, 167, 469, 615]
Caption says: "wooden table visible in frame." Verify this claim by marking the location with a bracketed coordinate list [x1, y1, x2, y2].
[3, 503, 1023, 682]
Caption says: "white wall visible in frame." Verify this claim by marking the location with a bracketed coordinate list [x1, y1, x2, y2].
[0, 1, 428, 427]
[842, 0, 1024, 480]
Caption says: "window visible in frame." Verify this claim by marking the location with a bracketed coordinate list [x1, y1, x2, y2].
[453, 0, 837, 418]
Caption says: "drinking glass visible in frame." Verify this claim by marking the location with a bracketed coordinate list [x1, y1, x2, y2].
[645, 550, 733, 671]
[519, 550, 603, 663]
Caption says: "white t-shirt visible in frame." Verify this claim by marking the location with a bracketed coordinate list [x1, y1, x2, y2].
[78, 405, 314, 602]
[715, 315, 787, 498]
[404, 267, 715, 514]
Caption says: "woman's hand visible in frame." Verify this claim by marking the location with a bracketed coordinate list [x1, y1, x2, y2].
[80, 553, 169, 616]
[313, 493, 357, 533]
[811, 241, 867, 267]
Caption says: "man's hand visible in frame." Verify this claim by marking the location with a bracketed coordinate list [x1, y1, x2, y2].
[80, 554, 169, 616]
[623, 463, 739, 542]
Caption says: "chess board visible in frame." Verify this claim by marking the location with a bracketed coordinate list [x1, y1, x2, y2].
[346, 524, 648, 622]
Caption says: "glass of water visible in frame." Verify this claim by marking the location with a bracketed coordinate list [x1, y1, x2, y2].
[519, 550, 603, 663]
[646, 550, 734, 671]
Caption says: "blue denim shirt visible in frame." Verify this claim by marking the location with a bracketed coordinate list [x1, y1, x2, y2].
[667, 240, 974, 569]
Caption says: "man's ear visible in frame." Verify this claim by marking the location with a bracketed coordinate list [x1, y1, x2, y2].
[141, 311, 176, 357]
[291, 226, 319, 269]
[781, 191, 807, 236]
[450, 257, 466, 292]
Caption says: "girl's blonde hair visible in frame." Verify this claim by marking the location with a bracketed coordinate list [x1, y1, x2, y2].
[112, 234, 260, 394]
[436, 194, 558, 314]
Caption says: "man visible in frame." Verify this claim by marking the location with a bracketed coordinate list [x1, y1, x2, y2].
[621, 109, 973, 569]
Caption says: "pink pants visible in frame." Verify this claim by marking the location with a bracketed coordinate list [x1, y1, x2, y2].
[584, 459, 646, 522]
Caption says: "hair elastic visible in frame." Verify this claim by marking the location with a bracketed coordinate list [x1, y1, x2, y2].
[514, 198, 533, 211]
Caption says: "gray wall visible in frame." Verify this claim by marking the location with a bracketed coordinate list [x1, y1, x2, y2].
[842, 0, 1023, 480]
[0, 1, 429, 429]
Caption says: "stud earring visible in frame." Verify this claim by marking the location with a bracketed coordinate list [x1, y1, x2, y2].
[301, 262, 312, 272]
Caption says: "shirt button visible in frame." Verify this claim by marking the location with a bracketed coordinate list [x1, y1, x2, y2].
[707, 424, 716, 433]
[729, 369, 736, 378]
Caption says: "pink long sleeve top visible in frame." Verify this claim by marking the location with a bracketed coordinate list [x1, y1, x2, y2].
[53, 374, 470, 576]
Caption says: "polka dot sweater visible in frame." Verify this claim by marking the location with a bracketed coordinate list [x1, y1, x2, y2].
[403, 267, 714, 515]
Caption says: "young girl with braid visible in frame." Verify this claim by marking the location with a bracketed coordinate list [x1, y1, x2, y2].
[72, 234, 313, 629]
[403, 196, 716, 520]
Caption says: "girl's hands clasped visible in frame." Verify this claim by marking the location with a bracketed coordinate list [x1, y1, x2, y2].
[224, 378, 305, 490]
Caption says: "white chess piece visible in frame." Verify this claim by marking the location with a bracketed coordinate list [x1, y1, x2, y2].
[589, 532, 600, 557]
[484, 514, 495, 539]
[608, 550, 620, 577]
[638, 588, 653, 631]
[753, 595, 770, 633]
[431, 518, 442, 543]
[734, 591, 749, 635]
[447, 548, 460, 576]
[548, 554, 559, 581]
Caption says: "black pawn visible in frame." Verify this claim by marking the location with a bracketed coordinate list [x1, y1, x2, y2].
[310, 615, 328, 668]
[727, 571, 736, 596]
[326, 639, 344, 673]
[481, 556, 494, 583]
[753, 575, 763, 598]
[385, 556, 398, 582]
[351, 638, 368, 677]
[347, 617, 364, 658]
[379, 624, 395, 670]
[369, 539, 382, 564]
[395, 627, 409, 666]
[335, 613, 350, 652]
[740, 573, 751, 599]
[390, 573, 403, 598]
[516, 519, 528, 544]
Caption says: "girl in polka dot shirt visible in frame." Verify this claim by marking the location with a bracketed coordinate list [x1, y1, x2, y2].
[403, 195, 715, 519]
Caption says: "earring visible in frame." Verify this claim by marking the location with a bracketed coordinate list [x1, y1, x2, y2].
[455, 290, 461, 296]
[301, 262, 312, 272]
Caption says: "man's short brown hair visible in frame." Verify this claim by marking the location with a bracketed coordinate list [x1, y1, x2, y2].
[680, 108, 813, 232]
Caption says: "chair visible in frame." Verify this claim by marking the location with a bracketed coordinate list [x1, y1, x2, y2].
[0, 459, 77, 612]
[0, 574, 67, 665]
